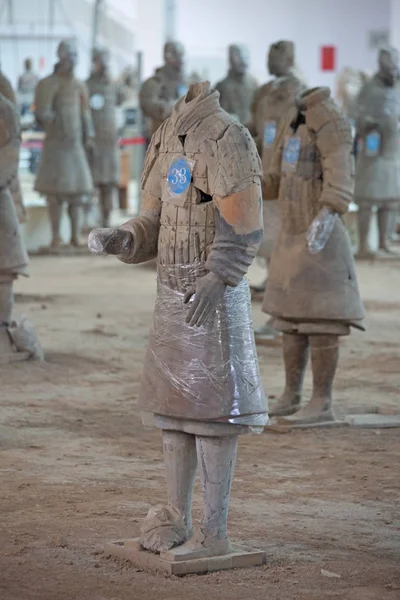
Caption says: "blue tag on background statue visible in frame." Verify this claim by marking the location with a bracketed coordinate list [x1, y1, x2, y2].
[365, 131, 381, 156]
[264, 121, 277, 146]
[283, 137, 301, 167]
[167, 156, 192, 196]
[177, 84, 188, 98]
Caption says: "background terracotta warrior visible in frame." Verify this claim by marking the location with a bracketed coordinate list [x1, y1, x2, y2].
[89, 82, 267, 561]
[215, 44, 258, 128]
[354, 46, 400, 258]
[34, 39, 94, 249]
[251, 40, 305, 337]
[18, 57, 39, 116]
[87, 48, 124, 228]
[140, 41, 187, 136]
[263, 87, 364, 426]
[0, 93, 42, 361]
[0, 66, 26, 224]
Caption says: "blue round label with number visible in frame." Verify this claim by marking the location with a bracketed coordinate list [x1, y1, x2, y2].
[167, 157, 191, 195]
[283, 137, 301, 164]
[177, 84, 188, 98]
[264, 122, 276, 146]
[366, 132, 380, 154]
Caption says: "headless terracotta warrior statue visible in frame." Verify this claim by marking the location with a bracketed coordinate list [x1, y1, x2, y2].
[89, 82, 268, 560]
[263, 87, 365, 426]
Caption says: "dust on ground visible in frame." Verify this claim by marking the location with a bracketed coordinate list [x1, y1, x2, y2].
[0, 255, 399, 600]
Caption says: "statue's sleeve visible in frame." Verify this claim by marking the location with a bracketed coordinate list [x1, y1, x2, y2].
[354, 81, 379, 135]
[34, 78, 56, 126]
[262, 113, 288, 199]
[206, 123, 263, 286]
[117, 127, 163, 264]
[79, 81, 95, 141]
[315, 106, 354, 215]
[139, 75, 174, 122]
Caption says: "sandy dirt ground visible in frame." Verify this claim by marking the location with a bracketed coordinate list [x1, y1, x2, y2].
[0, 255, 399, 600]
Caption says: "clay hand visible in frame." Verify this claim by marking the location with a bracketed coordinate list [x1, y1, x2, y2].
[306, 207, 336, 254]
[88, 228, 133, 256]
[183, 272, 227, 327]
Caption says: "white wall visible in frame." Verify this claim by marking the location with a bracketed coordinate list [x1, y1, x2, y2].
[175, 0, 390, 90]
[390, 0, 400, 49]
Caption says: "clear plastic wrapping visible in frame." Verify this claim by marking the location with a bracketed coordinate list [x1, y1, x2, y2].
[307, 208, 336, 254]
[139, 263, 268, 426]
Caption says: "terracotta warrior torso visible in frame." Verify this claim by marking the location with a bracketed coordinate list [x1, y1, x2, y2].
[252, 74, 305, 174]
[263, 87, 364, 329]
[117, 85, 266, 424]
[140, 65, 188, 136]
[87, 73, 122, 186]
[215, 71, 258, 127]
[354, 73, 400, 205]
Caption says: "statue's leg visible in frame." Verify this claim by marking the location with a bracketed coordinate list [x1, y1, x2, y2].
[0, 275, 14, 355]
[377, 207, 392, 253]
[67, 199, 81, 247]
[280, 334, 339, 425]
[163, 430, 197, 531]
[163, 434, 238, 560]
[356, 205, 375, 258]
[47, 196, 63, 249]
[99, 185, 113, 228]
[140, 430, 197, 553]
[269, 333, 309, 416]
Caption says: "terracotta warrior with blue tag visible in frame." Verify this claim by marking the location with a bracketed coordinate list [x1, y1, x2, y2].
[251, 40, 305, 339]
[215, 45, 258, 128]
[354, 46, 400, 258]
[88, 82, 267, 561]
[140, 41, 188, 136]
[262, 87, 364, 426]
[87, 48, 124, 227]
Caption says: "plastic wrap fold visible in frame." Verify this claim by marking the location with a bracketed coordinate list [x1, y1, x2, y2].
[139, 263, 268, 425]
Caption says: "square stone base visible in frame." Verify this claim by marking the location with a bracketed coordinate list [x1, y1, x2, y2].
[104, 538, 267, 576]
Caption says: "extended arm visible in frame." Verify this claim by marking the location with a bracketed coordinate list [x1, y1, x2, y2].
[88, 127, 163, 262]
[262, 113, 288, 199]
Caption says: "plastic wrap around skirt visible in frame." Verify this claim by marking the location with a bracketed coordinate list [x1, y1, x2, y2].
[138, 263, 268, 425]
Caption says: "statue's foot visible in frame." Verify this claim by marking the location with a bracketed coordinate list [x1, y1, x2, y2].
[269, 392, 301, 417]
[277, 399, 335, 426]
[160, 528, 232, 562]
[139, 504, 189, 554]
[355, 248, 376, 260]
[250, 283, 265, 294]
[70, 237, 82, 248]
[0, 326, 15, 358]
[254, 322, 282, 342]
[50, 237, 62, 250]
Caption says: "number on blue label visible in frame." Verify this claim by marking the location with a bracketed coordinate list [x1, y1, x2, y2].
[167, 157, 191, 196]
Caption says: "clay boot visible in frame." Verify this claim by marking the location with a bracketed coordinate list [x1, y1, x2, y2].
[162, 434, 238, 561]
[269, 333, 309, 416]
[281, 334, 339, 426]
[140, 430, 197, 553]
